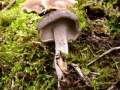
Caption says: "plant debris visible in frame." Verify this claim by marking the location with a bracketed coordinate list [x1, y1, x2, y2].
[0, 0, 120, 89]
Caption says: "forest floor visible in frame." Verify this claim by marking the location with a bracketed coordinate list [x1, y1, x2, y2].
[0, 0, 120, 90]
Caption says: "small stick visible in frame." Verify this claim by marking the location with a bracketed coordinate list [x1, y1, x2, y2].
[71, 63, 84, 78]
[3, 0, 16, 10]
[87, 46, 120, 66]
[71, 63, 91, 86]
[107, 85, 115, 90]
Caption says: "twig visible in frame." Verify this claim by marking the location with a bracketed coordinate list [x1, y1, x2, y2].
[87, 46, 120, 66]
[71, 63, 91, 86]
[32, 41, 41, 45]
[107, 85, 115, 90]
[71, 63, 84, 78]
[3, 0, 16, 10]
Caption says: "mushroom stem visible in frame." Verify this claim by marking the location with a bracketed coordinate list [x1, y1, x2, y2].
[54, 22, 68, 54]
[53, 21, 68, 88]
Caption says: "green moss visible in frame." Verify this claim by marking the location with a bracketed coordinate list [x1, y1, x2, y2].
[0, 0, 120, 89]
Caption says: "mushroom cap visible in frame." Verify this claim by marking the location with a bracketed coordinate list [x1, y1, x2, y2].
[37, 10, 80, 42]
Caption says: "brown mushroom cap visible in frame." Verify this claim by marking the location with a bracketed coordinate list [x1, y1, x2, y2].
[37, 10, 80, 42]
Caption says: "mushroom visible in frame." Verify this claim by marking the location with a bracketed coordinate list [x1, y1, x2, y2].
[37, 10, 80, 88]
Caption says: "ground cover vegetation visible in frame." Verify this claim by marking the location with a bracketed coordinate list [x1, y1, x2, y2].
[0, 0, 120, 90]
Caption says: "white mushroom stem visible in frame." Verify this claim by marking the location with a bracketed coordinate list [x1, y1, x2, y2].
[54, 22, 68, 54]
[53, 21, 68, 87]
